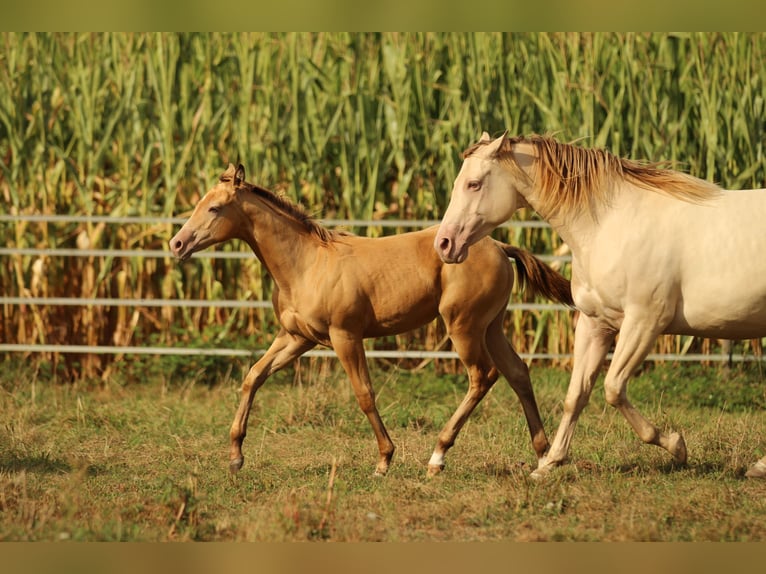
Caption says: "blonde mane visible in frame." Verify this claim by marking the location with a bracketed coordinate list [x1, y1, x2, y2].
[464, 135, 722, 216]
[219, 166, 340, 244]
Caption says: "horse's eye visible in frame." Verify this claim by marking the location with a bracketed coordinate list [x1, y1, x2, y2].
[208, 205, 220, 214]
[467, 180, 482, 191]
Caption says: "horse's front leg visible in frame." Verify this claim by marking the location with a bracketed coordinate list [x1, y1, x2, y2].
[330, 328, 395, 476]
[532, 314, 614, 479]
[229, 329, 315, 474]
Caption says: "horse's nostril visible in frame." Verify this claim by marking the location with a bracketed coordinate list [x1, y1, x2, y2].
[438, 237, 450, 251]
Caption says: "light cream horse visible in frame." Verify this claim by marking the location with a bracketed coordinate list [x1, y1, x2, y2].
[170, 164, 573, 477]
[435, 132, 766, 479]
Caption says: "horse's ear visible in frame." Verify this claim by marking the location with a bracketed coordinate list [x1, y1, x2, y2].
[479, 131, 491, 142]
[486, 131, 508, 157]
[234, 164, 245, 187]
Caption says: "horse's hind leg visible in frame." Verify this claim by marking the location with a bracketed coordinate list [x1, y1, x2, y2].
[602, 314, 687, 466]
[484, 314, 548, 463]
[427, 324, 498, 477]
[745, 456, 766, 478]
[229, 329, 315, 474]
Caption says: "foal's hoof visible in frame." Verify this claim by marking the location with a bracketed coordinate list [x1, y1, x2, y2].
[426, 464, 445, 478]
[229, 457, 244, 475]
[668, 432, 687, 465]
[373, 464, 389, 478]
[745, 460, 766, 479]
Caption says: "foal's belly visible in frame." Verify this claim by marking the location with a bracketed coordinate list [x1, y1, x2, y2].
[362, 300, 440, 338]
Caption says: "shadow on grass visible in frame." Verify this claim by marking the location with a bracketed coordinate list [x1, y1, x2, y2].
[616, 460, 731, 477]
[0, 451, 72, 474]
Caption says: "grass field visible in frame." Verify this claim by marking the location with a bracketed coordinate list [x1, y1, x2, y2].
[2, 357, 765, 542]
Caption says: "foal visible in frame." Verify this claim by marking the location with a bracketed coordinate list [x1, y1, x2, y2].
[170, 164, 572, 476]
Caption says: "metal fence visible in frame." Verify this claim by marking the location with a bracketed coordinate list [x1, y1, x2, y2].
[0, 214, 759, 364]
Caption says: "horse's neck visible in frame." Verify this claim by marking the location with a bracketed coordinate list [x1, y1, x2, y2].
[241, 197, 324, 285]
[510, 147, 597, 257]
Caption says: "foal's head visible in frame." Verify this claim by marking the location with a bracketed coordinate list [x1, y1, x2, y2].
[169, 163, 248, 260]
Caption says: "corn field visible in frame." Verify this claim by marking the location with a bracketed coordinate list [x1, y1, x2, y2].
[1, 32, 765, 379]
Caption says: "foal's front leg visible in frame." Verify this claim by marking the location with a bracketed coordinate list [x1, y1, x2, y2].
[330, 328, 395, 476]
[229, 329, 316, 474]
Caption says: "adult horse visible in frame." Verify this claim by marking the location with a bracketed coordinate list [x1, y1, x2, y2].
[435, 132, 766, 479]
[170, 163, 572, 477]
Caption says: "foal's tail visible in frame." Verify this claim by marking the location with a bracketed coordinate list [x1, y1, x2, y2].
[501, 244, 574, 307]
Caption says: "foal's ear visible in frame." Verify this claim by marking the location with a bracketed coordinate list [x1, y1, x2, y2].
[479, 131, 491, 142]
[234, 164, 245, 187]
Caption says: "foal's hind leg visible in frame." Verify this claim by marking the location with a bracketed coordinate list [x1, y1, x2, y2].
[229, 329, 316, 474]
[484, 314, 548, 464]
[427, 324, 498, 477]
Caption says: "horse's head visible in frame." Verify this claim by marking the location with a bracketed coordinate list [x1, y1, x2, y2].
[435, 131, 529, 264]
[169, 163, 248, 260]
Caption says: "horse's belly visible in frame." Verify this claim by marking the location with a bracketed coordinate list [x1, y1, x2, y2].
[669, 297, 766, 339]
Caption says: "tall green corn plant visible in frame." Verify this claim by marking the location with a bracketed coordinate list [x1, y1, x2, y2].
[144, 33, 181, 216]
[380, 34, 414, 221]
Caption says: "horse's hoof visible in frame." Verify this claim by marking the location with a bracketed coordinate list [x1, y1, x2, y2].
[745, 460, 766, 478]
[530, 464, 552, 481]
[668, 432, 688, 464]
[426, 464, 444, 478]
[229, 457, 244, 474]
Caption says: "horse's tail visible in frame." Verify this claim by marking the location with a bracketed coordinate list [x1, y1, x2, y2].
[500, 244, 574, 307]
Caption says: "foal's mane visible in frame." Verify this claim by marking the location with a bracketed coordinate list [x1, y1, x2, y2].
[219, 167, 339, 244]
[465, 134, 721, 216]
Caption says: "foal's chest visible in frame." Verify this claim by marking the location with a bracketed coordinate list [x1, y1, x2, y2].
[277, 305, 332, 347]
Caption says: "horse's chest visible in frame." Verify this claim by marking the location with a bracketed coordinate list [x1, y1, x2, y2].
[571, 276, 625, 329]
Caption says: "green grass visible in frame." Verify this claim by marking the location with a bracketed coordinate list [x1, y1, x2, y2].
[1, 358, 765, 541]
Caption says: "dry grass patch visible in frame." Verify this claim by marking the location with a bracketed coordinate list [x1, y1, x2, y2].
[1, 359, 765, 541]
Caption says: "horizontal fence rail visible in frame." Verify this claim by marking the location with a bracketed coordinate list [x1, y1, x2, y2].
[1, 214, 760, 365]
[0, 296, 566, 311]
[0, 214, 553, 228]
[0, 344, 758, 364]
[0, 247, 571, 264]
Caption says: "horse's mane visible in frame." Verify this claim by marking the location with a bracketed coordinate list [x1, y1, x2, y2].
[464, 134, 722, 216]
[219, 167, 341, 244]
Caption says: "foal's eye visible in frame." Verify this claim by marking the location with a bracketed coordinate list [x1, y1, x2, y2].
[208, 205, 221, 214]
[467, 180, 482, 191]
